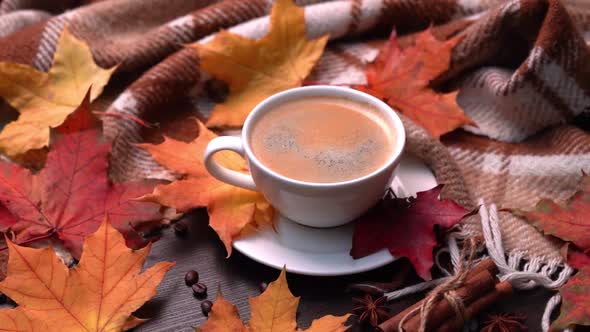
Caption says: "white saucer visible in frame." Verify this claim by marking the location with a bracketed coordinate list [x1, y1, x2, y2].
[232, 154, 437, 276]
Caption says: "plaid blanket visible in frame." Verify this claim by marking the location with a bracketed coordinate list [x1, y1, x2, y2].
[0, 0, 589, 299]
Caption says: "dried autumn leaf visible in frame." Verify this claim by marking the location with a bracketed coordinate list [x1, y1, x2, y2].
[512, 174, 590, 251]
[191, 0, 328, 128]
[139, 119, 273, 256]
[0, 28, 115, 159]
[551, 266, 590, 331]
[0, 219, 174, 332]
[197, 291, 247, 332]
[0, 93, 161, 259]
[357, 29, 471, 138]
[0, 238, 5, 280]
[301, 315, 353, 332]
[562, 243, 590, 270]
[350, 186, 468, 280]
[198, 268, 350, 332]
[249, 268, 300, 332]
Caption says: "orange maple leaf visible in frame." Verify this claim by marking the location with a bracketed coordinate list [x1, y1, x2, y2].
[0, 219, 174, 332]
[359, 29, 472, 138]
[191, 0, 329, 128]
[139, 119, 273, 256]
[198, 268, 350, 332]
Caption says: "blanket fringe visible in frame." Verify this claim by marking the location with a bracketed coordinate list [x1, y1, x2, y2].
[384, 202, 574, 331]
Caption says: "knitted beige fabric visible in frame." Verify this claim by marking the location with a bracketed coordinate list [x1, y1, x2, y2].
[0, 0, 589, 269]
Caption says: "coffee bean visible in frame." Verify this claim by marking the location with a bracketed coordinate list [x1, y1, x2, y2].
[201, 300, 213, 316]
[192, 282, 208, 298]
[173, 222, 188, 236]
[185, 270, 199, 286]
[259, 282, 268, 293]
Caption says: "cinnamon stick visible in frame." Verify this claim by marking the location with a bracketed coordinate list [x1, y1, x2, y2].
[378, 269, 495, 331]
[465, 259, 497, 277]
[378, 259, 498, 332]
[435, 281, 513, 332]
[401, 271, 496, 331]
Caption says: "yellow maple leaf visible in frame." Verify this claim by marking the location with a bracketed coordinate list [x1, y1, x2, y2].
[197, 291, 248, 332]
[198, 268, 350, 332]
[139, 119, 273, 256]
[0, 28, 115, 158]
[191, 0, 328, 128]
[0, 219, 173, 332]
[248, 268, 300, 332]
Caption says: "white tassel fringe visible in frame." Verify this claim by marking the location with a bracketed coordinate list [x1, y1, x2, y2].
[384, 202, 574, 332]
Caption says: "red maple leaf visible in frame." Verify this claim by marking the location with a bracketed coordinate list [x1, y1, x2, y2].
[512, 173, 590, 251]
[0, 93, 161, 258]
[562, 243, 590, 270]
[350, 185, 468, 280]
[551, 266, 590, 331]
[356, 28, 472, 138]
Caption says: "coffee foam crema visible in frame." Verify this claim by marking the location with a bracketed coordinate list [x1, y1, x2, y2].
[250, 96, 395, 183]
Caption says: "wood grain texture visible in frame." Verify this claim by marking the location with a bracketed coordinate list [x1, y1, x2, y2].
[132, 211, 553, 332]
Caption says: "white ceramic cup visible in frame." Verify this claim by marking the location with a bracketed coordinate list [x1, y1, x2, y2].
[204, 86, 406, 228]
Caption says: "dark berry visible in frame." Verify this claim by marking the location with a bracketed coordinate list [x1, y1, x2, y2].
[185, 270, 199, 286]
[201, 300, 213, 316]
[173, 222, 188, 236]
[192, 282, 208, 298]
[259, 282, 268, 293]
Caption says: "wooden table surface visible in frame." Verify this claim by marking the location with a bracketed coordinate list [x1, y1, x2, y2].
[129, 211, 553, 332]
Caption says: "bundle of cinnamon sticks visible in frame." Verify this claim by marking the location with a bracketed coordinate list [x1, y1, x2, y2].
[378, 259, 513, 332]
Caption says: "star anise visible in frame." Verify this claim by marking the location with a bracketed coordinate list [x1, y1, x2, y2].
[352, 294, 390, 327]
[481, 313, 528, 332]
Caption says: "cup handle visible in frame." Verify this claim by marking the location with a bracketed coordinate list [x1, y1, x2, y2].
[204, 136, 257, 191]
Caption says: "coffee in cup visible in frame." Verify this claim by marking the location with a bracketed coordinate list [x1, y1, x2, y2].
[249, 96, 395, 183]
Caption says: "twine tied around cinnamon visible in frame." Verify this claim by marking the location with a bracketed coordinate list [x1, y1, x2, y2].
[398, 238, 479, 332]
